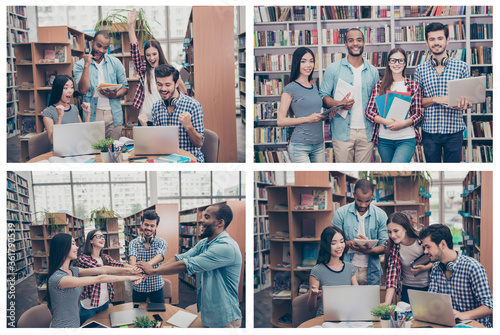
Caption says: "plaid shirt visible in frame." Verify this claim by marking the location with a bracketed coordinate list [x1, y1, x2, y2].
[129, 236, 167, 293]
[130, 42, 148, 110]
[428, 254, 493, 327]
[151, 94, 205, 162]
[365, 78, 423, 144]
[76, 254, 124, 308]
[414, 58, 469, 134]
[385, 240, 424, 297]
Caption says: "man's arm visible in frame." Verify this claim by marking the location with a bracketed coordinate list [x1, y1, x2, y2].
[138, 259, 187, 276]
[147, 254, 165, 267]
[454, 305, 492, 322]
[75, 54, 92, 95]
[179, 102, 204, 148]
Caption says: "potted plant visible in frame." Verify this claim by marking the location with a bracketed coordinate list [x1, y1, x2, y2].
[90, 206, 118, 231]
[94, 8, 159, 42]
[133, 315, 154, 328]
[371, 304, 396, 328]
[92, 138, 115, 163]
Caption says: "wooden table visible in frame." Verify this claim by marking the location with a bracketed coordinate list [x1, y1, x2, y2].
[27, 148, 197, 163]
[82, 302, 203, 328]
[298, 316, 485, 328]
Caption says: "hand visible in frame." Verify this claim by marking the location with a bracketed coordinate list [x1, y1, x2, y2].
[81, 102, 91, 115]
[138, 114, 149, 126]
[455, 96, 472, 110]
[434, 96, 448, 106]
[128, 8, 137, 28]
[410, 264, 426, 276]
[328, 110, 337, 118]
[55, 104, 65, 119]
[453, 309, 469, 321]
[178, 112, 193, 128]
[310, 285, 323, 297]
[99, 88, 118, 99]
[135, 261, 155, 276]
[348, 240, 360, 251]
[83, 53, 92, 68]
[340, 92, 355, 110]
[386, 119, 407, 131]
[307, 113, 325, 123]
[131, 274, 146, 285]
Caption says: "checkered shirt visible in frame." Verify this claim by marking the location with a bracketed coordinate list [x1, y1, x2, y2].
[428, 254, 493, 327]
[414, 58, 469, 134]
[130, 42, 148, 110]
[76, 254, 124, 308]
[129, 237, 167, 293]
[365, 78, 423, 144]
[151, 94, 205, 162]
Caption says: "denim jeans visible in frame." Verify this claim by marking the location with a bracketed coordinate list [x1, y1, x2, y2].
[79, 301, 110, 325]
[421, 130, 463, 163]
[377, 137, 417, 163]
[287, 142, 325, 163]
[132, 288, 165, 303]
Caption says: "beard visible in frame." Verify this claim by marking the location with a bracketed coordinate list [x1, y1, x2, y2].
[200, 225, 214, 239]
[347, 45, 364, 57]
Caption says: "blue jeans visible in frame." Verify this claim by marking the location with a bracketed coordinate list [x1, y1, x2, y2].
[79, 301, 109, 325]
[377, 137, 417, 163]
[287, 142, 325, 163]
[132, 288, 165, 303]
[421, 130, 463, 163]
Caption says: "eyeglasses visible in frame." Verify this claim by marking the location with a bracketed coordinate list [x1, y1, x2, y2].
[93, 234, 105, 239]
[389, 58, 406, 65]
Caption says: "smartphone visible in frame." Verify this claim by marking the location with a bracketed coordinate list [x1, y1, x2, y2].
[133, 303, 140, 309]
[153, 314, 163, 322]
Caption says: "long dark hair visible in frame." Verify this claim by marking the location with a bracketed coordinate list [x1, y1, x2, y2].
[144, 39, 169, 94]
[49, 75, 74, 106]
[47, 233, 73, 310]
[82, 229, 109, 265]
[384, 212, 420, 273]
[379, 47, 407, 96]
[289, 47, 315, 83]
[317, 226, 347, 264]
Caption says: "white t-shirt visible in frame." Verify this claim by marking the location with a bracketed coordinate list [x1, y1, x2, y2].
[95, 60, 111, 110]
[80, 257, 109, 309]
[400, 240, 429, 288]
[379, 81, 415, 140]
[351, 210, 369, 268]
[349, 63, 365, 129]
[140, 69, 162, 121]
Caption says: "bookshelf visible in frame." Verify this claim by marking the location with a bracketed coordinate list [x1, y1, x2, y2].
[238, 32, 246, 124]
[29, 212, 85, 304]
[266, 184, 333, 327]
[253, 5, 493, 163]
[7, 171, 34, 285]
[178, 200, 246, 302]
[123, 203, 180, 304]
[7, 6, 29, 138]
[254, 172, 275, 292]
[460, 171, 493, 291]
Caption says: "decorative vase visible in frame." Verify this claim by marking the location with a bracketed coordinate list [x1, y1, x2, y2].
[380, 319, 391, 328]
[100, 151, 110, 163]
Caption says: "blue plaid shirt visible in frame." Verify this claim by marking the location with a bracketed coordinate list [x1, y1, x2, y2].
[129, 236, 167, 293]
[414, 58, 469, 134]
[151, 93, 205, 162]
[428, 254, 493, 327]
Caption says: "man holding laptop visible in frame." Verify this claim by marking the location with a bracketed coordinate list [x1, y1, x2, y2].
[138, 64, 205, 162]
[419, 224, 492, 327]
[415, 23, 472, 162]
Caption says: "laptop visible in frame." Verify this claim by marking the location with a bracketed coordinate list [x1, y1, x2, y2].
[53, 121, 105, 157]
[444, 76, 486, 107]
[323, 285, 379, 322]
[109, 308, 149, 328]
[408, 290, 457, 327]
[133, 126, 179, 155]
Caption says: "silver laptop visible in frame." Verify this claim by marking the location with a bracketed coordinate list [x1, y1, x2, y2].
[444, 76, 486, 107]
[109, 308, 149, 327]
[408, 290, 456, 327]
[53, 121, 105, 157]
[133, 126, 179, 155]
[323, 285, 379, 322]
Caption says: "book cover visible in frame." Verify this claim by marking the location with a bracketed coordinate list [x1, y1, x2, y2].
[301, 218, 315, 238]
[300, 193, 314, 206]
[109, 235, 119, 247]
[45, 70, 57, 87]
[54, 46, 66, 63]
[312, 190, 326, 209]
[300, 243, 319, 267]
[43, 49, 55, 60]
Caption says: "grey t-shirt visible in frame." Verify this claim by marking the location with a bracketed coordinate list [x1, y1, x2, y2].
[42, 104, 80, 125]
[48, 267, 81, 328]
[283, 81, 324, 144]
[310, 262, 356, 317]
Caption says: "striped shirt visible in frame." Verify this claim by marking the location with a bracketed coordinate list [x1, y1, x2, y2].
[48, 267, 81, 328]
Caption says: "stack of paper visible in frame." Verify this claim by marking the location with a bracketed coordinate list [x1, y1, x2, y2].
[374, 91, 412, 128]
[333, 79, 355, 119]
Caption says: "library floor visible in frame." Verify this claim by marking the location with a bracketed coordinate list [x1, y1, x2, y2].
[254, 287, 273, 328]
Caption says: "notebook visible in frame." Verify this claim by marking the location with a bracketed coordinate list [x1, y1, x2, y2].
[166, 310, 198, 328]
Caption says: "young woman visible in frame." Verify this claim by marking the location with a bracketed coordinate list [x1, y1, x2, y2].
[277, 47, 329, 163]
[77, 229, 135, 324]
[47, 233, 142, 328]
[42, 74, 91, 144]
[127, 8, 187, 125]
[383, 212, 432, 305]
[307, 226, 358, 316]
[365, 47, 423, 163]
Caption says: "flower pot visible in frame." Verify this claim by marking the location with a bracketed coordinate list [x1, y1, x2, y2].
[122, 152, 129, 161]
[380, 319, 392, 328]
[404, 320, 412, 328]
[100, 151, 110, 163]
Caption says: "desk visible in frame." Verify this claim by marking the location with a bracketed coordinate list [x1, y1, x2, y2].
[27, 149, 197, 163]
[298, 316, 485, 328]
[82, 302, 202, 328]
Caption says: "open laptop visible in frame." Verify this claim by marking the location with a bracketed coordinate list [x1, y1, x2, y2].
[109, 308, 149, 327]
[53, 121, 105, 157]
[408, 290, 458, 327]
[443, 76, 486, 107]
[133, 126, 179, 155]
[323, 285, 379, 322]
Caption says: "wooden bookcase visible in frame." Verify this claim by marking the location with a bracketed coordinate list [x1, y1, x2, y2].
[460, 171, 492, 291]
[238, 32, 246, 124]
[7, 171, 34, 285]
[253, 5, 493, 163]
[266, 185, 333, 327]
[29, 212, 85, 304]
[178, 200, 246, 302]
[123, 203, 180, 304]
[184, 7, 238, 162]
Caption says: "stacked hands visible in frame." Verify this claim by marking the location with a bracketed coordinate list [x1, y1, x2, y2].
[129, 262, 156, 284]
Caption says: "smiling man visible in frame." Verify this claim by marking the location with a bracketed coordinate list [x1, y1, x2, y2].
[136, 204, 242, 328]
[73, 30, 129, 139]
[332, 179, 388, 285]
[128, 210, 167, 303]
[138, 64, 205, 162]
[319, 28, 380, 163]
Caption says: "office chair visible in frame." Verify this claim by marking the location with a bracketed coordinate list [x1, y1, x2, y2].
[200, 129, 220, 162]
[17, 304, 52, 328]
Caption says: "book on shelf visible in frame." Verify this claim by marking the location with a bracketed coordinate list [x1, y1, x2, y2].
[128, 61, 139, 79]
[313, 190, 326, 210]
[255, 149, 292, 163]
[301, 218, 316, 238]
[299, 243, 319, 267]
[45, 71, 57, 87]
[54, 46, 66, 63]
